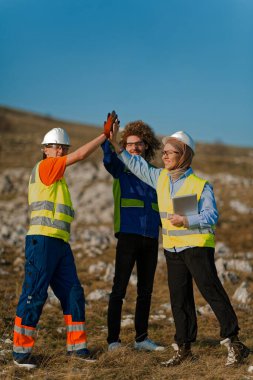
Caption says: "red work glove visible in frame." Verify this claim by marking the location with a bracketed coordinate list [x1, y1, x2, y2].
[103, 110, 119, 138]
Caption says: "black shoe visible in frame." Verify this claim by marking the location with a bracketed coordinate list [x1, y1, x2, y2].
[221, 336, 250, 366]
[13, 354, 37, 369]
[67, 348, 97, 363]
[161, 343, 195, 367]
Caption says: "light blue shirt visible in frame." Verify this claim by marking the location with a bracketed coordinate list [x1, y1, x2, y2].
[119, 150, 219, 252]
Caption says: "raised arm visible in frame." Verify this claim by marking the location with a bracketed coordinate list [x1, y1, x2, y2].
[66, 133, 106, 166]
[101, 140, 125, 178]
[66, 111, 118, 166]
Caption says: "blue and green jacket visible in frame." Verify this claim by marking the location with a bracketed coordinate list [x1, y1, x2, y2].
[101, 140, 160, 239]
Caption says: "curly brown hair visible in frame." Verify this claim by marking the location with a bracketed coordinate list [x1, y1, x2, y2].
[120, 120, 161, 161]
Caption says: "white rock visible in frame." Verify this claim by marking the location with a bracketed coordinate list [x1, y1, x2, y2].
[86, 289, 109, 301]
[0, 268, 9, 275]
[121, 318, 134, 327]
[160, 303, 172, 312]
[229, 200, 252, 214]
[215, 257, 239, 284]
[47, 287, 60, 306]
[197, 304, 214, 316]
[216, 242, 231, 256]
[232, 282, 251, 304]
[103, 263, 115, 282]
[150, 314, 167, 320]
[248, 365, 253, 373]
[86, 247, 103, 257]
[57, 327, 66, 334]
[88, 261, 107, 275]
[215, 257, 226, 273]
[4, 338, 12, 344]
[246, 252, 253, 259]
[129, 273, 137, 286]
[226, 259, 252, 273]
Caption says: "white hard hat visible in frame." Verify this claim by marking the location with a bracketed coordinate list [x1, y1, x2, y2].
[41, 128, 70, 146]
[162, 131, 195, 153]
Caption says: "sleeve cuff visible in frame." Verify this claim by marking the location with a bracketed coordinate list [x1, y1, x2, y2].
[187, 214, 200, 228]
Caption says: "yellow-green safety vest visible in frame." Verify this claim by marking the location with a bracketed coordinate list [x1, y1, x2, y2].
[157, 170, 215, 249]
[27, 161, 74, 242]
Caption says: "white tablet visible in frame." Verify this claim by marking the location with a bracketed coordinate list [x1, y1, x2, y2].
[172, 194, 198, 216]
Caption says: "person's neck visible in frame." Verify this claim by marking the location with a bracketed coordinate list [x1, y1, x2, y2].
[168, 168, 186, 182]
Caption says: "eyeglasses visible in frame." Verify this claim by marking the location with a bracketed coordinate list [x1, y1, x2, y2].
[45, 144, 69, 151]
[126, 141, 144, 148]
[162, 150, 179, 157]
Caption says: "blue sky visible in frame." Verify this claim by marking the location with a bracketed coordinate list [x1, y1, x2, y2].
[1, 0, 253, 147]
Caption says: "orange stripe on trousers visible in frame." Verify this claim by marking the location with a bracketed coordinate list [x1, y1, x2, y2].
[64, 314, 87, 345]
[13, 316, 36, 348]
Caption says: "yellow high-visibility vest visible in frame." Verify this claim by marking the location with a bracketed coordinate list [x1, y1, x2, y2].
[27, 161, 74, 242]
[157, 169, 215, 249]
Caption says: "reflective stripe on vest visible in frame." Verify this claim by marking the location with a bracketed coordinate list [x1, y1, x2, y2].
[121, 198, 144, 207]
[151, 202, 159, 212]
[27, 161, 74, 242]
[160, 212, 173, 218]
[30, 201, 75, 218]
[30, 216, 71, 233]
[157, 170, 215, 249]
[162, 227, 214, 236]
[121, 199, 159, 211]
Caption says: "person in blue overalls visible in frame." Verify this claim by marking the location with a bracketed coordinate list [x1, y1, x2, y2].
[12, 112, 117, 369]
[101, 120, 165, 352]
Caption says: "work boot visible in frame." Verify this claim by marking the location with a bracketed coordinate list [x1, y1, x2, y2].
[13, 354, 38, 369]
[67, 348, 96, 363]
[161, 343, 193, 366]
[220, 336, 250, 366]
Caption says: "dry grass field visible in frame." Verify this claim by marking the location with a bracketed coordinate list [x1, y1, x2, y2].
[0, 106, 253, 379]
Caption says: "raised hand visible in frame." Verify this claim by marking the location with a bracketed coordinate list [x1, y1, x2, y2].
[103, 110, 118, 138]
[108, 118, 122, 154]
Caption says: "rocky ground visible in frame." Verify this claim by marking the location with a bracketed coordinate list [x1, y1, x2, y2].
[1, 106, 253, 379]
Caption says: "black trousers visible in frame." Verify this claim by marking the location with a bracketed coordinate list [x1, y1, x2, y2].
[165, 247, 239, 345]
[107, 233, 158, 344]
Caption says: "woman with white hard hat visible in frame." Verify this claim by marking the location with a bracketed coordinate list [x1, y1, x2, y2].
[109, 126, 249, 367]
[12, 112, 117, 369]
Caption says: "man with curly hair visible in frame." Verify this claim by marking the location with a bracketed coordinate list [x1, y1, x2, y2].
[101, 120, 164, 352]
